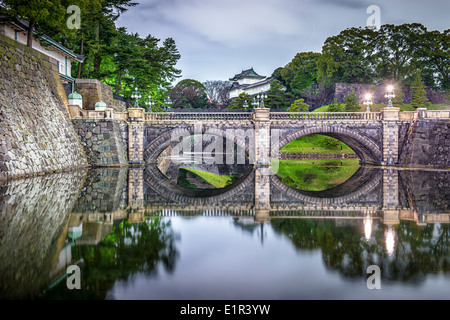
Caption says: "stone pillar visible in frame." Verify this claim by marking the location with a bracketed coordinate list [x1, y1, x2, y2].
[128, 108, 145, 165]
[381, 107, 400, 165]
[382, 168, 400, 225]
[128, 168, 144, 208]
[254, 167, 271, 222]
[417, 108, 427, 119]
[253, 108, 271, 166]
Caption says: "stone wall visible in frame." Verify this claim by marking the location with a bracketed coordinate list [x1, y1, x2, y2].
[72, 119, 128, 167]
[0, 34, 88, 180]
[399, 119, 450, 168]
[75, 79, 129, 112]
[0, 169, 87, 299]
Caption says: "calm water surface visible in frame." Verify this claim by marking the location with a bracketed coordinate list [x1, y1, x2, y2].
[0, 162, 449, 300]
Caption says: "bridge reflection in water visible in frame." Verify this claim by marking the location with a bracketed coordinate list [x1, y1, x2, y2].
[0, 165, 449, 299]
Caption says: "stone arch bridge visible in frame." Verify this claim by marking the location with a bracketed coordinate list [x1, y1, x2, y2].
[71, 106, 449, 168]
[119, 107, 448, 167]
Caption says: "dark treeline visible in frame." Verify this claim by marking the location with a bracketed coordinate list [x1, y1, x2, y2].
[1, 0, 182, 108]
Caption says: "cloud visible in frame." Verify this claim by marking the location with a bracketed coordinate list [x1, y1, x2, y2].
[117, 0, 450, 82]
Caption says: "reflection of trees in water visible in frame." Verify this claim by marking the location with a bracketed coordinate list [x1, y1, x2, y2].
[271, 219, 449, 282]
[41, 218, 179, 300]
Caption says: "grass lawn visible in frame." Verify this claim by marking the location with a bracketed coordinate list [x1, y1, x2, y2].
[280, 134, 355, 154]
[275, 159, 360, 191]
[183, 168, 236, 188]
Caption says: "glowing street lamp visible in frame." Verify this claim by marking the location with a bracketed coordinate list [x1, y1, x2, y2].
[363, 93, 373, 113]
[385, 85, 395, 108]
[131, 87, 142, 108]
[243, 100, 248, 111]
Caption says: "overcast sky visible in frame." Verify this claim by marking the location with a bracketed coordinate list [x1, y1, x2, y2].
[116, 0, 450, 84]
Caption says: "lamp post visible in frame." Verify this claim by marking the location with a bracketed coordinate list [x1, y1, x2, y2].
[131, 87, 142, 108]
[165, 96, 172, 112]
[145, 95, 153, 112]
[259, 92, 267, 108]
[243, 100, 248, 112]
[252, 96, 258, 110]
[385, 85, 395, 108]
[363, 93, 373, 113]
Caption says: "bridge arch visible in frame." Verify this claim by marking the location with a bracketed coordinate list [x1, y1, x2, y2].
[144, 164, 255, 205]
[273, 126, 382, 165]
[270, 166, 382, 205]
[144, 126, 252, 164]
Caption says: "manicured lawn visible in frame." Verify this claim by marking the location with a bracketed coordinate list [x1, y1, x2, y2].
[280, 134, 355, 154]
[183, 168, 236, 188]
[274, 159, 360, 191]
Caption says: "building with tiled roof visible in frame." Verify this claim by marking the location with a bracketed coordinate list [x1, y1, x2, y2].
[229, 68, 274, 99]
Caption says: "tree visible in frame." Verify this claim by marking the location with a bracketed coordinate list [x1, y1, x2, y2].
[287, 99, 310, 112]
[327, 99, 345, 112]
[203, 80, 232, 108]
[265, 80, 292, 110]
[392, 84, 404, 107]
[170, 79, 210, 109]
[318, 27, 377, 86]
[410, 71, 431, 109]
[229, 92, 252, 110]
[344, 90, 361, 112]
[280, 52, 322, 93]
[416, 29, 450, 90]
[2, 0, 65, 48]
[373, 23, 427, 82]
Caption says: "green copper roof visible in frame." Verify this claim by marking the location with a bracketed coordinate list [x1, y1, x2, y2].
[68, 92, 82, 100]
[95, 101, 107, 108]
[230, 68, 265, 81]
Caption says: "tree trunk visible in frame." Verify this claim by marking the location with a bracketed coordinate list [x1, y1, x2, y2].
[27, 19, 35, 48]
[77, 34, 84, 79]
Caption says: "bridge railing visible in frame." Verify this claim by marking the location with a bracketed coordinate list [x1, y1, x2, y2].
[144, 112, 254, 121]
[425, 110, 450, 119]
[270, 112, 382, 120]
[398, 111, 418, 120]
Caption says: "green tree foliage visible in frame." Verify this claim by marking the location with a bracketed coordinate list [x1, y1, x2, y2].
[392, 84, 404, 107]
[373, 24, 426, 82]
[410, 71, 431, 109]
[327, 99, 344, 112]
[2, 0, 66, 47]
[416, 29, 450, 90]
[318, 27, 377, 85]
[280, 52, 321, 93]
[313, 23, 450, 91]
[229, 92, 252, 110]
[344, 90, 361, 112]
[265, 80, 292, 110]
[105, 27, 181, 102]
[5, 0, 181, 101]
[170, 79, 210, 109]
[287, 99, 310, 112]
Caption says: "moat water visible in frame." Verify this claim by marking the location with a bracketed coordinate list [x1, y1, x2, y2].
[0, 160, 449, 300]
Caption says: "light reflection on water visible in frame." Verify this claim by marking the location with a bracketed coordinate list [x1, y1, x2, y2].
[0, 166, 449, 300]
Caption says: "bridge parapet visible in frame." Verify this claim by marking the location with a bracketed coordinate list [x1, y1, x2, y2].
[144, 112, 254, 122]
[270, 112, 382, 121]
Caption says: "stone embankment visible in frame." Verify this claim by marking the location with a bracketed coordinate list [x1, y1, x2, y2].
[0, 34, 88, 180]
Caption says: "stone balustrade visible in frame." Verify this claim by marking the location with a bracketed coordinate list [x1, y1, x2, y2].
[270, 112, 382, 121]
[425, 110, 450, 119]
[145, 112, 254, 121]
[69, 105, 450, 123]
